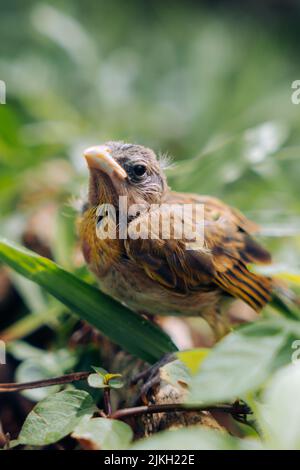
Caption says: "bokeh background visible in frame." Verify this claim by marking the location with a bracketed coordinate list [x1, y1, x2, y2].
[0, 0, 300, 443]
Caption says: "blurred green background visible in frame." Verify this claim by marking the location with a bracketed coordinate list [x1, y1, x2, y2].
[0, 0, 300, 272]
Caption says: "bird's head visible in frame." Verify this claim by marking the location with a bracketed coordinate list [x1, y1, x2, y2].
[84, 141, 168, 209]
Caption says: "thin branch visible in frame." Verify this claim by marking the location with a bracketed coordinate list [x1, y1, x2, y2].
[110, 402, 251, 420]
[0, 371, 90, 392]
[0, 374, 252, 427]
[103, 388, 112, 416]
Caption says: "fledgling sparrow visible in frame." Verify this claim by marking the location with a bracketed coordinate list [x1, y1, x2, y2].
[79, 141, 274, 339]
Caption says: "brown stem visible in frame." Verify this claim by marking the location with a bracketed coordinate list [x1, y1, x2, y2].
[110, 402, 251, 421]
[0, 374, 252, 427]
[0, 371, 90, 392]
[103, 387, 112, 416]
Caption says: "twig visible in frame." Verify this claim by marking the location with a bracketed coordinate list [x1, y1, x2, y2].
[0, 374, 252, 427]
[103, 388, 112, 416]
[110, 402, 252, 421]
[0, 371, 90, 392]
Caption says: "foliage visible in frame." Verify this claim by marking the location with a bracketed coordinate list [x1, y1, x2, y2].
[9, 355, 300, 450]
[88, 366, 124, 389]
[72, 416, 133, 450]
[17, 390, 95, 447]
[189, 317, 300, 404]
[0, 239, 177, 363]
[131, 359, 300, 450]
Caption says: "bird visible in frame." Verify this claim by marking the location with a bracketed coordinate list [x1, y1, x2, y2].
[78, 141, 293, 340]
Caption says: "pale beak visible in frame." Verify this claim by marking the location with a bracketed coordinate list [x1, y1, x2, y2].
[84, 145, 127, 179]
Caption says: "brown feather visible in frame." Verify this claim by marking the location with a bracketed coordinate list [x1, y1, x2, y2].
[125, 191, 273, 310]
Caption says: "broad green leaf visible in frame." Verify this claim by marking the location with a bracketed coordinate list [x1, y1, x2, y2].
[131, 427, 261, 450]
[0, 239, 177, 363]
[189, 319, 296, 405]
[72, 416, 133, 450]
[18, 390, 95, 446]
[257, 364, 300, 449]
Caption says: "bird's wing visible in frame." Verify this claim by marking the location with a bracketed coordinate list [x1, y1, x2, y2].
[124, 194, 272, 311]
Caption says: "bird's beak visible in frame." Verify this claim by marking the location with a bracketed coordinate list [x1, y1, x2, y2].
[84, 145, 127, 180]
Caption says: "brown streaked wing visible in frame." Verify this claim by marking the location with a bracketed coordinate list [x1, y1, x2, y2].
[125, 193, 272, 310]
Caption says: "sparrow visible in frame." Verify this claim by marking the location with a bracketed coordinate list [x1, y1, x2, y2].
[78, 141, 274, 339]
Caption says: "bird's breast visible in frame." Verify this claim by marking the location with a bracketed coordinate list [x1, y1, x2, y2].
[78, 207, 122, 277]
[97, 259, 220, 318]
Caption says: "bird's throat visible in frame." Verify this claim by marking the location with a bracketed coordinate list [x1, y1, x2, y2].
[88, 169, 119, 207]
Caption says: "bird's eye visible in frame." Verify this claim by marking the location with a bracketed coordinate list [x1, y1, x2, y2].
[132, 164, 147, 177]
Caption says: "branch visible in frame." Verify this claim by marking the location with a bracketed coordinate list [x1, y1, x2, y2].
[0, 371, 90, 392]
[110, 402, 251, 421]
[0, 374, 252, 427]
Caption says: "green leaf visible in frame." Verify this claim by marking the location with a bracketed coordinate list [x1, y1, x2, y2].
[13, 347, 77, 401]
[72, 416, 133, 450]
[270, 291, 300, 321]
[17, 390, 95, 446]
[15, 358, 62, 401]
[87, 373, 106, 389]
[257, 364, 300, 449]
[91, 366, 108, 377]
[0, 239, 177, 363]
[108, 377, 124, 389]
[131, 427, 261, 450]
[189, 319, 297, 405]
[10, 271, 47, 313]
[53, 206, 77, 269]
